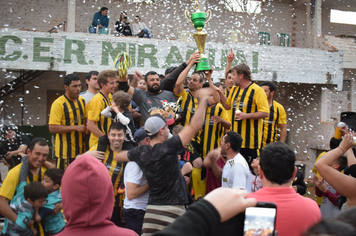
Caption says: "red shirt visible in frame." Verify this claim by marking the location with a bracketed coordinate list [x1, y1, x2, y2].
[205, 158, 225, 194]
[248, 187, 321, 236]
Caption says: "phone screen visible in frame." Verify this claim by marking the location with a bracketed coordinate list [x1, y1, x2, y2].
[243, 206, 276, 236]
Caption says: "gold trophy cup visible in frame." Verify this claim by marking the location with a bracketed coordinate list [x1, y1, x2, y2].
[185, 0, 212, 71]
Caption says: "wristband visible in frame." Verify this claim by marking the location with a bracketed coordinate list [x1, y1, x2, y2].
[118, 81, 129, 92]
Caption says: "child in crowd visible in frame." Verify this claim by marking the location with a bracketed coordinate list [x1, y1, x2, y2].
[250, 156, 262, 193]
[314, 155, 347, 219]
[3, 156, 48, 236]
[99, 91, 136, 151]
[35, 168, 66, 235]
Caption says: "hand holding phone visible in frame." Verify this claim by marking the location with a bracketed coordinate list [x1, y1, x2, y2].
[244, 202, 277, 236]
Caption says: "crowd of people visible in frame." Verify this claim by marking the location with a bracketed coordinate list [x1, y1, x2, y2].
[90, 7, 151, 37]
[0, 48, 356, 236]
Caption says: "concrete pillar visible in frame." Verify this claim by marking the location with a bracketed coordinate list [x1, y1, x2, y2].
[306, 0, 311, 48]
[313, 0, 322, 48]
[67, 0, 76, 32]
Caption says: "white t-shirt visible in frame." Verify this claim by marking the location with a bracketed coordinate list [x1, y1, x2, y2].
[123, 161, 149, 210]
[222, 153, 251, 192]
[79, 90, 96, 105]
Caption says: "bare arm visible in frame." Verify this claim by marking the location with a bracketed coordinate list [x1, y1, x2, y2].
[43, 161, 56, 169]
[178, 88, 210, 147]
[225, 48, 234, 77]
[204, 149, 223, 181]
[87, 120, 105, 138]
[235, 111, 269, 121]
[6, 145, 28, 159]
[49, 124, 86, 134]
[0, 196, 17, 222]
[206, 68, 220, 106]
[126, 182, 149, 200]
[279, 124, 287, 143]
[174, 54, 200, 96]
[315, 134, 356, 199]
[115, 150, 130, 162]
[216, 88, 230, 110]
[211, 116, 231, 130]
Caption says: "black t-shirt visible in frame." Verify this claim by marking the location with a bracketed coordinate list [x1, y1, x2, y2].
[127, 135, 188, 205]
[0, 135, 30, 160]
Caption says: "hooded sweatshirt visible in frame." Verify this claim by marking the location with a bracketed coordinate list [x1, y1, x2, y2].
[57, 154, 137, 236]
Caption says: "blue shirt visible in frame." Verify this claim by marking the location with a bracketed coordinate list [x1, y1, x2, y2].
[92, 11, 109, 27]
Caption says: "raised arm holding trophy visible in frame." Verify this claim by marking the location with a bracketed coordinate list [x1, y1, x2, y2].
[185, 0, 212, 72]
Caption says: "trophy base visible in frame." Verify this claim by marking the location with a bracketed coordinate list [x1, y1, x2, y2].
[195, 56, 211, 72]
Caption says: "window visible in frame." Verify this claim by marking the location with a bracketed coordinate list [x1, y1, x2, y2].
[225, 0, 262, 14]
[330, 9, 356, 25]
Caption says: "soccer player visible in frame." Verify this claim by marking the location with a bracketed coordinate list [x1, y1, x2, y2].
[220, 55, 269, 166]
[87, 70, 117, 148]
[49, 74, 87, 170]
[260, 81, 287, 148]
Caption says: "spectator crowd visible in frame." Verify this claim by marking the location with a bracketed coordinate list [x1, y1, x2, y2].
[1, 45, 356, 236]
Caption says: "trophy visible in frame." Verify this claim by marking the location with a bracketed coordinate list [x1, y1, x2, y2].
[185, 0, 212, 71]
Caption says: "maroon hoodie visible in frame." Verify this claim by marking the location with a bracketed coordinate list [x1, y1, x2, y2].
[57, 154, 137, 236]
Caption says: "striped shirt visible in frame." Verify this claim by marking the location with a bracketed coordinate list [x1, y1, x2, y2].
[88, 92, 113, 148]
[226, 83, 269, 150]
[198, 103, 230, 158]
[262, 100, 287, 148]
[49, 95, 87, 159]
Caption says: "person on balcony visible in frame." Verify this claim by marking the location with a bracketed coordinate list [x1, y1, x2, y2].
[132, 16, 151, 38]
[90, 7, 109, 34]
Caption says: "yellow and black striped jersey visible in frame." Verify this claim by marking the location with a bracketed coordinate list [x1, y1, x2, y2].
[262, 100, 287, 148]
[88, 92, 113, 148]
[198, 103, 230, 158]
[90, 145, 124, 202]
[225, 89, 230, 98]
[49, 95, 87, 159]
[174, 89, 198, 127]
[226, 83, 269, 150]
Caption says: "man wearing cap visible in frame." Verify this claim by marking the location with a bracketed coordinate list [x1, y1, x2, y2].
[116, 87, 211, 235]
[123, 126, 150, 235]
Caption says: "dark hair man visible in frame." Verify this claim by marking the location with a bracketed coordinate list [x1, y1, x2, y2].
[89, 122, 128, 226]
[219, 49, 269, 167]
[0, 125, 30, 169]
[248, 142, 321, 236]
[80, 71, 99, 105]
[204, 131, 250, 192]
[115, 88, 212, 234]
[0, 138, 56, 236]
[260, 81, 287, 147]
[49, 74, 87, 170]
[91, 7, 109, 33]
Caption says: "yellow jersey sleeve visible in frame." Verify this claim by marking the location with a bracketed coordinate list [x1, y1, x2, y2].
[255, 88, 269, 113]
[88, 96, 103, 122]
[0, 165, 21, 200]
[48, 100, 63, 125]
[278, 103, 287, 125]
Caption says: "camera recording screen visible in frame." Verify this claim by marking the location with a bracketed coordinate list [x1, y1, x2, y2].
[244, 207, 276, 236]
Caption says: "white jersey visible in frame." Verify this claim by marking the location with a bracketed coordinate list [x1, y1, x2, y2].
[222, 153, 251, 192]
[124, 161, 149, 210]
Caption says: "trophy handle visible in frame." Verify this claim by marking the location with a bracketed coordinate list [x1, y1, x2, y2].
[184, 10, 193, 25]
[205, 10, 212, 24]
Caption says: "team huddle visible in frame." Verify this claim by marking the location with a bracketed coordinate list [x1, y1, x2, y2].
[0, 50, 289, 236]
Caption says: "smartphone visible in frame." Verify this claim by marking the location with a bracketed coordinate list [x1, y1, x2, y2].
[243, 202, 277, 236]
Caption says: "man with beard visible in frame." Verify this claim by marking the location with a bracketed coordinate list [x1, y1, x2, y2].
[49, 74, 87, 170]
[118, 71, 179, 124]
